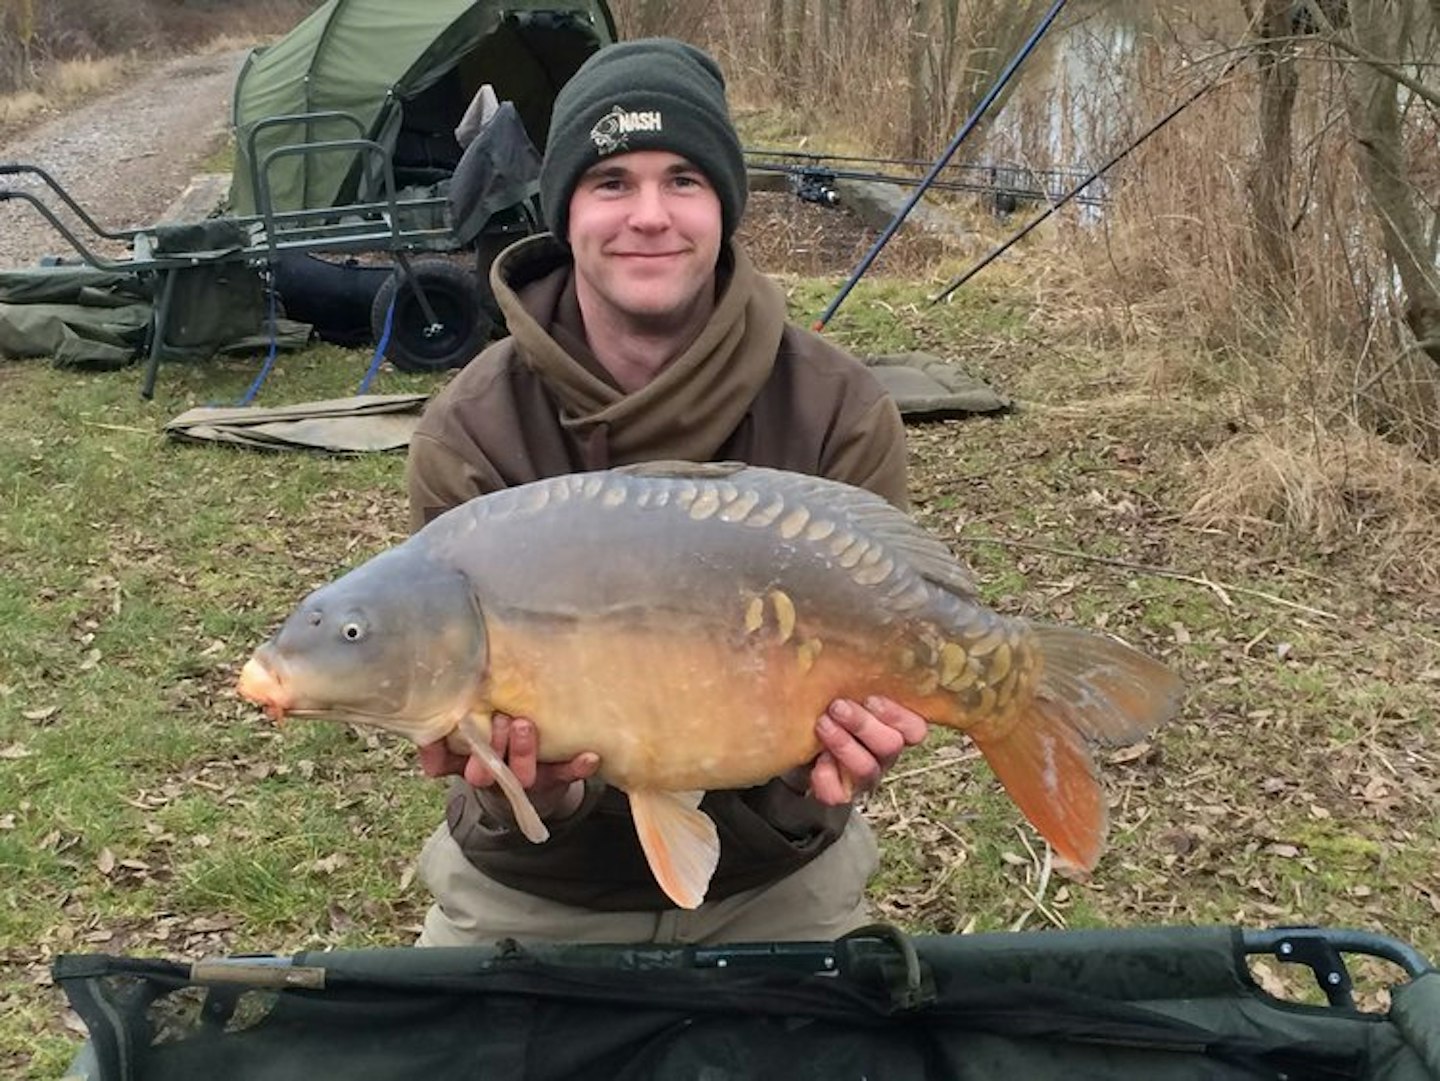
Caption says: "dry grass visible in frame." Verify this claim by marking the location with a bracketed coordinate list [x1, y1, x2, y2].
[0, 88, 46, 128]
[0, 55, 129, 137]
[735, 190, 961, 282]
[46, 54, 124, 100]
[1184, 424, 1440, 588]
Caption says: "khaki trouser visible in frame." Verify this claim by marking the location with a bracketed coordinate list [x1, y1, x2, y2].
[417, 812, 880, 947]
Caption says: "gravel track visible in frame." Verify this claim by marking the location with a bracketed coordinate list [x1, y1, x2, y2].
[0, 49, 247, 267]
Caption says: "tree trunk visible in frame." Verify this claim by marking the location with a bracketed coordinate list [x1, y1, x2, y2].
[908, 0, 931, 158]
[768, 0, 789, 99]
[1343, 0, 1440, 373]
[1246, 0, 1300, 298]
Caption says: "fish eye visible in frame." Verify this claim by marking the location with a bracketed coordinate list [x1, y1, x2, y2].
[341, 621, 366, 642]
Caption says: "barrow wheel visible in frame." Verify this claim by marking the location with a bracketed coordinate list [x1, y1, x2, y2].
[370, 258, 491, 373]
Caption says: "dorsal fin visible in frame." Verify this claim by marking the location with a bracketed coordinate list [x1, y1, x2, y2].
[729, 467, 980, 600]
[616, 463, 979, 600]
[614, 460, 747, 480]
[846, 503, 979, 599]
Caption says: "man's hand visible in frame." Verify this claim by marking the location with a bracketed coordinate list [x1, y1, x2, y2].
[418, 714, 600, 820]
[809, 696, 928, 805]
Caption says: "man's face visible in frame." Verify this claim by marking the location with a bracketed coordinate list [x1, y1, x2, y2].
[567, 150, 723, 331]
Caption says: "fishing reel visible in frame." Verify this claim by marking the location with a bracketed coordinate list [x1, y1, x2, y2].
[787, 167, 840, 208]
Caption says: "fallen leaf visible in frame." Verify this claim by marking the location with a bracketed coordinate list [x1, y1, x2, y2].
[96, 848, 116, 875]
[0, 744, 32, 760]
[22, 706, 59, 723]
[187, 916, 235, 933]
[1107, 742, 1153, 765]
[1264, 843, 1301, 858]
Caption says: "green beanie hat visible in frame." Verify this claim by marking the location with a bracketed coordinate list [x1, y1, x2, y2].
[540, 38, 748, 245]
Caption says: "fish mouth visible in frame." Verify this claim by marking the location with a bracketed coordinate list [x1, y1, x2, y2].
[237, 655, 293, 724]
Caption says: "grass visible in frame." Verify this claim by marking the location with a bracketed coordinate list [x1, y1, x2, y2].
[2, 253, 1439, 1075]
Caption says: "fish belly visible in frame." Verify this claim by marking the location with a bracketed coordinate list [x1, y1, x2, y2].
[479, 615, 937, 791]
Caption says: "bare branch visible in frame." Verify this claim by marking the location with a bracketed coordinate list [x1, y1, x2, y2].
[1318, 31, 1440, 109]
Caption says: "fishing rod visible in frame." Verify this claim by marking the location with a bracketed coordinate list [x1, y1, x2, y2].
[748, 145, 1097, 187]
[743, 144, 1088, 178]
[812, 0, 1070, 332]
[746, 160, 1109, 208]
[928, 52, 1246, 306]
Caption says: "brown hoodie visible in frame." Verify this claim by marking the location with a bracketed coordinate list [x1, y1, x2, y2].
[406, 234, 908, 909]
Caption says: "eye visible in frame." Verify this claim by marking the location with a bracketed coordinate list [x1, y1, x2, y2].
[341, 621, 366, 642]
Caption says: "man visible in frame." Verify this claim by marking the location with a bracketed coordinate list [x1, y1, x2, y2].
[406, 38, 927, 946]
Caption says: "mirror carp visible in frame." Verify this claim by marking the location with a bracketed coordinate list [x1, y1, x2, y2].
[238, 462, 1183, 909]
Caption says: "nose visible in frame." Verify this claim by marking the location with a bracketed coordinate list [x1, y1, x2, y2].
[626, 181, 671, 232]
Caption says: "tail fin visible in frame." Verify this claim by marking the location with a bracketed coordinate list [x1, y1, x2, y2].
[969, 626, 1183, 872]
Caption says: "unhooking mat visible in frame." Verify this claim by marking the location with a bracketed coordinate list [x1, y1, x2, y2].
[865, 351, 1011, 419]
[164, 394, 430, 453]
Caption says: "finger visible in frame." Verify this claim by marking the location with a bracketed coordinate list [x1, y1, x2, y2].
[809, 750, 849, 806]
[462, 714, 508, 788]
[561, 752, 602, 782]
[489, 712, 512, 756]
[536, 751, 600, 787]
[506, 718, 539, 789]
[819, 700, 904, 782]
[416, 740, 466, 778]
[463, 755, 497, 789]
[864, 696, 929, 746]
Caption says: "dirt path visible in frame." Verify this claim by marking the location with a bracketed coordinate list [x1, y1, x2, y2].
[0, 49, 247, 268]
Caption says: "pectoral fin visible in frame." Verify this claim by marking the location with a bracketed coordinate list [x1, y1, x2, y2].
[457, 714, 550, 844]
[627, 790, 719, 910]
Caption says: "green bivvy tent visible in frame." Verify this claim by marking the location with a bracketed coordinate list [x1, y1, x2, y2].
[229, 0, 618, 215]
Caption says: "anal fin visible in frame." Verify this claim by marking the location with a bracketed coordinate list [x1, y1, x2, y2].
[457, 714, 550, 844]
[628, 789, 719, 910]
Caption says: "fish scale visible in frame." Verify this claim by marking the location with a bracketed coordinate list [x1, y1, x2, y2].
[239, 461, 1183, 910]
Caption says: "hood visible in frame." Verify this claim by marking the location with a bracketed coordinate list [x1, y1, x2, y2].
[487, 234, 788, 464]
